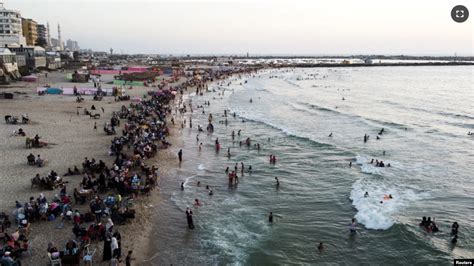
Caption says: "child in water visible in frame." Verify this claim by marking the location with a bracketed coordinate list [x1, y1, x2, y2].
[349, 218, 357, 233]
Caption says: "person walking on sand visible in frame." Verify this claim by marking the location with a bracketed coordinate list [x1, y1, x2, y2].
[178, 149, 183, 163]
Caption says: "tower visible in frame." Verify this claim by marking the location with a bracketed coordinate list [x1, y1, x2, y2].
[47, 22, 52, 47]
[58, 23, 63, 51]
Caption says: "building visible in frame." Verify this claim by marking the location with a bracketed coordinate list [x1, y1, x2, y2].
[46, 51, 61, 69]
[0, 47, 20, 83]
[0, 3, 26, 46]
[50, 37, 63, 51]
[66, 39, 79, 51]
[21, 18, 37, 46]
[36, 24, 47, 46]
[6, 44, 46, 69]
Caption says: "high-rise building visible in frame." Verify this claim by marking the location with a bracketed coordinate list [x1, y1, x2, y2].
[66, 39, 79, 51]
[21, 18, 37, 46]
[0, 2, 26, 46]
[36, 24, 47, 47]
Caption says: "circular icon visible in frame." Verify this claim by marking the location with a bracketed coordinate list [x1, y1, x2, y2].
[451, 5, 469, 23]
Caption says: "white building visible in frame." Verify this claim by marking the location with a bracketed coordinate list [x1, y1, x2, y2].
[0, 3, 26, 46]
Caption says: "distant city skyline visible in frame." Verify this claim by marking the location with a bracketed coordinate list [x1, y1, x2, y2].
[7, 0, 474, 55]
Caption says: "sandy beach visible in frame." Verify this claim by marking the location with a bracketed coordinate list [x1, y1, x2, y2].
[0, 71, 182, 265]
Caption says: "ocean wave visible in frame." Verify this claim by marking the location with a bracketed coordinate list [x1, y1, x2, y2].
[229, 107, 333, 148]
[350, 177, 428, 230]
[438, 111, 474, 120]
[294, 102, 407, 129]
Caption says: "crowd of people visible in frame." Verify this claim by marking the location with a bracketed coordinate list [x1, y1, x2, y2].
[1, 75, 181, 265]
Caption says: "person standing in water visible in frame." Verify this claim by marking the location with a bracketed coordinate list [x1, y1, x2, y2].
[178, 149, 183, 163]
[181, 182, 184, 191]
[275, 177, 280, 188]
[349, 218, 357, 233]
[318, 242, 324, 252]
[269, 212, 274, 223]
[186, 207, 194, 229]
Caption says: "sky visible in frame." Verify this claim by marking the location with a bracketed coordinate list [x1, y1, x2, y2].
[6, 0, 474, 55]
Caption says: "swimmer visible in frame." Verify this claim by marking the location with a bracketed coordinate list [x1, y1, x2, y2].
[197, 181, 201, 187]
[349, 161, 352, 168]
[225, 166, 229, 173]
[181, 182, 184, 191]
[275, 177, 280, 188]
[248, 165, 252, 173]
[269, 212, 274, 223]
[349, 218, 357, 233]
[364, 192, 369, 198]
[209, 190, 213, 196]
[328, 132, 333, 137]
[318, 242, 324, 251]
[194, 198, 201, 206]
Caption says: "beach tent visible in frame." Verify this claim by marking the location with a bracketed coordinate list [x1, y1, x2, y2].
[45, 88, 63, 94]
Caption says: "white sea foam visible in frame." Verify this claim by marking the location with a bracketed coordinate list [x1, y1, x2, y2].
[197, 164, 206, 171]
[350, 177, 427, 230]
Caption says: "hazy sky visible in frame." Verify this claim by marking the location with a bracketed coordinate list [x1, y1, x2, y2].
[7, 0, 474, 55]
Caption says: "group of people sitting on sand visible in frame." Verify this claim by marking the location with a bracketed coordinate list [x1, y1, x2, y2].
[0, 85, 179, 265]
[26, 153, 44, 167]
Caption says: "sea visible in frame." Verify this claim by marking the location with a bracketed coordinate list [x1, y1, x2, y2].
[147, 66, 474, 265]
